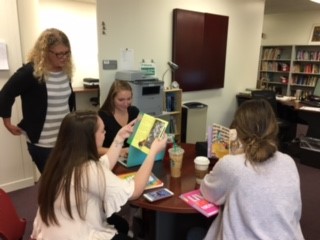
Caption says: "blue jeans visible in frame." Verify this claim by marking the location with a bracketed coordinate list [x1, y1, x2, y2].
[27, 142, 52, 173]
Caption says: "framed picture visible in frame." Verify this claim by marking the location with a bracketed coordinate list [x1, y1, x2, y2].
[309, 24, 320, 44]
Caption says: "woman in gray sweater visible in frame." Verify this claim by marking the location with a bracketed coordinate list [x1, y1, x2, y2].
[200, 99, 304, 240]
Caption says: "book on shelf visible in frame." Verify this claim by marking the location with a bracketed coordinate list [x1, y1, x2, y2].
[166, 93, 176, 112]
[127, 112, 168, 155]
[118, 172, 164, 190]
[207, 123, 242, 159]
[180, 189, 219, 218]
[168, 115, 177, 134]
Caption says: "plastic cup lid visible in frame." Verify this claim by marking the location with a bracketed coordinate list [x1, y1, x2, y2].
[194, 156, 210, 165]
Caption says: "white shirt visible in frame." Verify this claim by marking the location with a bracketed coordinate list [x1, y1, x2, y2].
[31, 155, 134, 240]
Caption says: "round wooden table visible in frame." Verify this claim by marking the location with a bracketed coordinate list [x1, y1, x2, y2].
[113, 143, 217, 240]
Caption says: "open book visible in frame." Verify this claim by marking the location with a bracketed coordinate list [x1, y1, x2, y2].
[207, 123, 242, 159]
[127, 112, 168, 154]
[180, 189, 219, 217]
[117, 171, 164, 190]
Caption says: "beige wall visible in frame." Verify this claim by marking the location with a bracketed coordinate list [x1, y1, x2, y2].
[263, 11, 320, 45]
[96, 0, 265, 128]
[40, 0, 99, 87]
[0, 0, 98, 191]
[0, 0, 266, 191]
[0, 0, 35, 192]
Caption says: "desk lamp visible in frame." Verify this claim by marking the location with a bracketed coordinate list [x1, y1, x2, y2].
[162, 61, 179, 88]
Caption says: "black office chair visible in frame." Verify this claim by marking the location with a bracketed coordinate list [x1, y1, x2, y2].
[251, 90, 292, 150]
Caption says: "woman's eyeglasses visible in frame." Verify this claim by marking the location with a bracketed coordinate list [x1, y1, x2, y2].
[49, 50, 71, 59]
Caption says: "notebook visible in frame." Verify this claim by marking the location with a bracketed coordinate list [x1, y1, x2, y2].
[117, 145, 165, 168]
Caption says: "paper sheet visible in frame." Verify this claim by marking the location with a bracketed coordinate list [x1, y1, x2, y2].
[119, 48, 134, 70]
[299, 106, 320, 112]
[0, 42, 9, 70]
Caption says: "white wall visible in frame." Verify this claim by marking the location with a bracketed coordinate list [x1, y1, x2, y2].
[96, 0, 265, 128]
[0, 0, 99, 191]
[0, 0, 35, 191]
[0, 0, 266, 191]
[263, 11, 320, 45]
[39, 0, 99, 87]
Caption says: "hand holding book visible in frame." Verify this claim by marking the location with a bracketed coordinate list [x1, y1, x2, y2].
[127, 112, 168, 154]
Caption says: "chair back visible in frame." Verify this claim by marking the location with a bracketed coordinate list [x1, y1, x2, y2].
[251, 90, 278, 116]
[0, 188, 27, 240]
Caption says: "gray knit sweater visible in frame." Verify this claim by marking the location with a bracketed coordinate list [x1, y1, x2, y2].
[200, 151, 304, 240]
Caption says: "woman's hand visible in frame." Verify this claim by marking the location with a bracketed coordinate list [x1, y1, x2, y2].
[120, 148, 129, 158]
[3, 118, 22, 135]
[107, 119, 136, 169]
[150, 133, 167, 155]
[130, 133, 167, 199]
[115, 119, 136, 143]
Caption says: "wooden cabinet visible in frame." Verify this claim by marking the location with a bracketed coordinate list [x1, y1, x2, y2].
[257, 45, 320, 98]
[161, 88, 182, 143]
[172, 9, 228, 91]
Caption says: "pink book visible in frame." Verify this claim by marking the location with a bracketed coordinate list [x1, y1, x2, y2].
[180, 189, 219, 217]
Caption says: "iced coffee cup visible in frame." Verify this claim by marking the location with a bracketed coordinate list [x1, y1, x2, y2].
[168, 147, 185, 178]
[194, 156, 210, 184]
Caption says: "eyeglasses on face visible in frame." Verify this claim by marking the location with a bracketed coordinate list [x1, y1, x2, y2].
[49, 50, 71, 59]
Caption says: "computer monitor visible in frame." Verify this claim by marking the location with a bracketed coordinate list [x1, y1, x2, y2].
[314, 80, 320, 97]
[307, 79, 320, 101]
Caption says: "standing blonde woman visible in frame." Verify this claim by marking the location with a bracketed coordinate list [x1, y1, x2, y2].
[0, 28, 75, 173]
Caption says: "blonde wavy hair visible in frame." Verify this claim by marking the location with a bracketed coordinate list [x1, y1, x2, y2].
[27, 28, 73, 82]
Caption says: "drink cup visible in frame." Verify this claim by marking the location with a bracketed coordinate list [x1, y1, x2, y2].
[163, 134, 175, 164]
[168, 147, 185, 178]
[194, 156, 210, 184]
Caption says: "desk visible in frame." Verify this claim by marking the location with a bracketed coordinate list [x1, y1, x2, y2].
[72, 86, 99, 110]
[113, 143, 216, 240]
[275, 100, 320, 138]
[236, 94, 320, 138]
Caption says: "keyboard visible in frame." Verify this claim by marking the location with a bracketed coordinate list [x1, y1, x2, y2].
[300, 100, 320, 108]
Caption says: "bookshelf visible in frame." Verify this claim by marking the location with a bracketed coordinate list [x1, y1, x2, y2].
[257, 45, 320, 98]
[161, 88, 182, 143]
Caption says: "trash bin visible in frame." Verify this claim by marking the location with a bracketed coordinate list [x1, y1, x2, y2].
[182, 102, 208, 143]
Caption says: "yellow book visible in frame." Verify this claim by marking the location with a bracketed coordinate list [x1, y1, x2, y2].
[207, 123, 243, 159]
[118, 172, 164, 190]
[127, 112, 168, 154]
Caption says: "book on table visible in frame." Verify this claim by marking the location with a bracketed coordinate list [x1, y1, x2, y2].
[117, 171, 164, 190]
[207, 123, 242, 159]
[180, 189, 219, 217]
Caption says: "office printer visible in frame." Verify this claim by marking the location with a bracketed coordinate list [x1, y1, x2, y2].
[115, 70, 164, 116]
[83, 78, 99, 89]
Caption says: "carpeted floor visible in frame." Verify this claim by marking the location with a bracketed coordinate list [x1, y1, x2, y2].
[7, 158, 320, 240]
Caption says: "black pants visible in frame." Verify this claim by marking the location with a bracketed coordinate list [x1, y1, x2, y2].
[111, 233, 134, 240]
[107, 213, 129, 235]
[27, 142, 52, 173]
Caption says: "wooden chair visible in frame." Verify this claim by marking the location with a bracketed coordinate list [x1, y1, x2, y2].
[0, 188, 27, 240]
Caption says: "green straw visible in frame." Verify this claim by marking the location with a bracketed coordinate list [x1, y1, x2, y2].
[173, 138, 177, 152]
